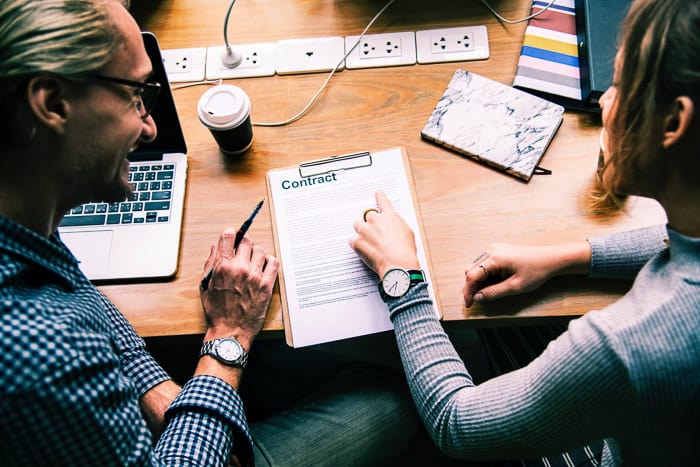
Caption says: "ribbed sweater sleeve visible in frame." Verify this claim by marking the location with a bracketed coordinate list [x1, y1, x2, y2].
[388, 284, 634, 461]
[588, 224, 667, 279]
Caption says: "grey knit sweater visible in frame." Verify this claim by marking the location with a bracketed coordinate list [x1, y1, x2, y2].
[388, 225, 699, 465]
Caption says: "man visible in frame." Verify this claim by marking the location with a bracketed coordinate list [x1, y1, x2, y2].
[0, 1, 418, 465]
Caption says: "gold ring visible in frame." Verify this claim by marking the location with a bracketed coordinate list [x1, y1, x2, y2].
[479, 264, 489, 278]
[363, 208, 379, 222]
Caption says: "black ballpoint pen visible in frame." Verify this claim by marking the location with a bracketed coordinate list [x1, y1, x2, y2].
[200, 198, 265, 290]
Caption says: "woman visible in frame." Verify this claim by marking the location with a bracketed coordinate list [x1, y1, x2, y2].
[349, 0, 699, 465]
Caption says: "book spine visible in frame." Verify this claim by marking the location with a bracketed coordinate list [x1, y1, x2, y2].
[513, 0, 583, 104]
[420, 133, 529, 182]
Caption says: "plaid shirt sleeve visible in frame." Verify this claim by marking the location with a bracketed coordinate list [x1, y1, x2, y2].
[0, 300, 253, 466]
[160, 375, 254, 466]
[94, 290, 170, 396]
[1, 222, 253, 466]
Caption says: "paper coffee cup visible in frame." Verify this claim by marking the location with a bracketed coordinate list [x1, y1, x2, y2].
[198, 84, 253, 155]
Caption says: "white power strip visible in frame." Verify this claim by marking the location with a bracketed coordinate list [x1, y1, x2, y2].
[162, 26, 488, 82]
[345, 31, 417, 69]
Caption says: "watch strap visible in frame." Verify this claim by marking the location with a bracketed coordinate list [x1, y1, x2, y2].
[200, 337, 248, 368]
[407, 269, 425, 284]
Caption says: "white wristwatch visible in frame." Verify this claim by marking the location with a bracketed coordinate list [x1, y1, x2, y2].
[378, 268, 425, 301]
[200, 337, 248, 368]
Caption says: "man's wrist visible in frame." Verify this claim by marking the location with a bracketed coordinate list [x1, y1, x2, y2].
[204, 328, 255, 352]
[195, 356, 244, 389]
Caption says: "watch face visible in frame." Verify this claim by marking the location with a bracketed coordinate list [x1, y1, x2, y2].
[216, 338, 243, 362]
[382, 268, 411, 298]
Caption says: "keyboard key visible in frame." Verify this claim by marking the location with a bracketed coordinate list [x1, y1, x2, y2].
[145, 201, 170, 211]
[96, 204, 108, 213]
[152, 191, 171, 201]
[157, 171, 174, 181]
[122, 213, 133, 223]
[157, 216, 169, 222]
[84, 205, 96, 214]
[71, 206, 84, 215]
[61, 214, 106, 227]
[107, 214, 121, 224]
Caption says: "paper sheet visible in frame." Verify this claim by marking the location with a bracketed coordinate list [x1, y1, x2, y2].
[267, 147, 440, 347]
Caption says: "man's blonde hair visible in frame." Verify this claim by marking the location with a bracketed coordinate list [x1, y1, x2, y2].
[0, 0, 130, 79]
[0, 0, 130, 149]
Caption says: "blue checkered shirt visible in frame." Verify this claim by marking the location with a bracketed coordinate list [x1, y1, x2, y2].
[0, 215, 253, 466]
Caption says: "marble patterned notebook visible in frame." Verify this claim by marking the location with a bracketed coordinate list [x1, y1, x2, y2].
[421, 69, 565, 181]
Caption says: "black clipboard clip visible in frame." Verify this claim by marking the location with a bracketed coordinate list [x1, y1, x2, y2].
[298, 151, 372, 178]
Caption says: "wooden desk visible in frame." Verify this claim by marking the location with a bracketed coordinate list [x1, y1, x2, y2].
[113, 0, 666, 337]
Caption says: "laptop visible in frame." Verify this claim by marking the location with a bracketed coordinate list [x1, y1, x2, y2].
[59, 31, 188, 282]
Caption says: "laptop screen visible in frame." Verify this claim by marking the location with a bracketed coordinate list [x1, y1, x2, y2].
[129, 31, 187, 161]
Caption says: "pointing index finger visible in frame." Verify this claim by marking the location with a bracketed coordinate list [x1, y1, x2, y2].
[375, 191, 396, 214]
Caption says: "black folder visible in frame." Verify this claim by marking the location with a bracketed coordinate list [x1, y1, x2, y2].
[575, 0, 633, 105]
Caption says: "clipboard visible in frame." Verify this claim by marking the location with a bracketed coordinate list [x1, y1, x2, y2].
[266, 147, 441, 347]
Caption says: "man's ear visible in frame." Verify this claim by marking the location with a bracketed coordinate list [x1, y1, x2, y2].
[661, 96, 695, 149]
[25, 75, 71, 135]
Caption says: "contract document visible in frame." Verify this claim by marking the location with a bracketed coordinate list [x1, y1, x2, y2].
[266, 147, 441, 347]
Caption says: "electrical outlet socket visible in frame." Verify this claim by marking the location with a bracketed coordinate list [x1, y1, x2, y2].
[205, 43, 276, 79]
[275, 36, 345, 75]
[344, 32, 416, 69]
[416, 26, 489, 64]
[161, 48, 207, 82]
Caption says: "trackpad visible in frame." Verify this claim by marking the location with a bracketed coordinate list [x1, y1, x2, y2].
[61, 230, 113, 275]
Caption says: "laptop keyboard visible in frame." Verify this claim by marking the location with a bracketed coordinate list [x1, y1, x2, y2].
[61, 163, 175, 227]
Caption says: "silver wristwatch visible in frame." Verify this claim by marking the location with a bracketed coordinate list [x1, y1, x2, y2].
[200, 337, 248, 368]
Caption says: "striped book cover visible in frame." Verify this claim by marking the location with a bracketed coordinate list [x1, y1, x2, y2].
[513, 0, 586, 107]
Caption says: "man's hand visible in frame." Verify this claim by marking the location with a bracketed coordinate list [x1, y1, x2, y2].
[200, 228, 279, 350]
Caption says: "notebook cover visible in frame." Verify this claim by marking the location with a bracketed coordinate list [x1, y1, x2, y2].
[421, 69, 564, 181]
[575, 0, 632, 105]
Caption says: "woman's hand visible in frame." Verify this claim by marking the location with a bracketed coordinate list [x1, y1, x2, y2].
[464, 241, 591, 308]
[349, 192, 420, 278]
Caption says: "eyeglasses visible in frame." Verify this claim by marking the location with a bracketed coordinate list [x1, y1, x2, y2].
[91, 75, 161, 118]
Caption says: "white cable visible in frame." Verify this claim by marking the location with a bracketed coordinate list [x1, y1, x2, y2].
[251, 0, 396, 127]
[171, 79, 223, 90]
[223, 0, 236, 50]
[480, 0, 557, 24]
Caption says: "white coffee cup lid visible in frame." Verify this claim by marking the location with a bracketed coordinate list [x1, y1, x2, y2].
[197, 84, 251, 129]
